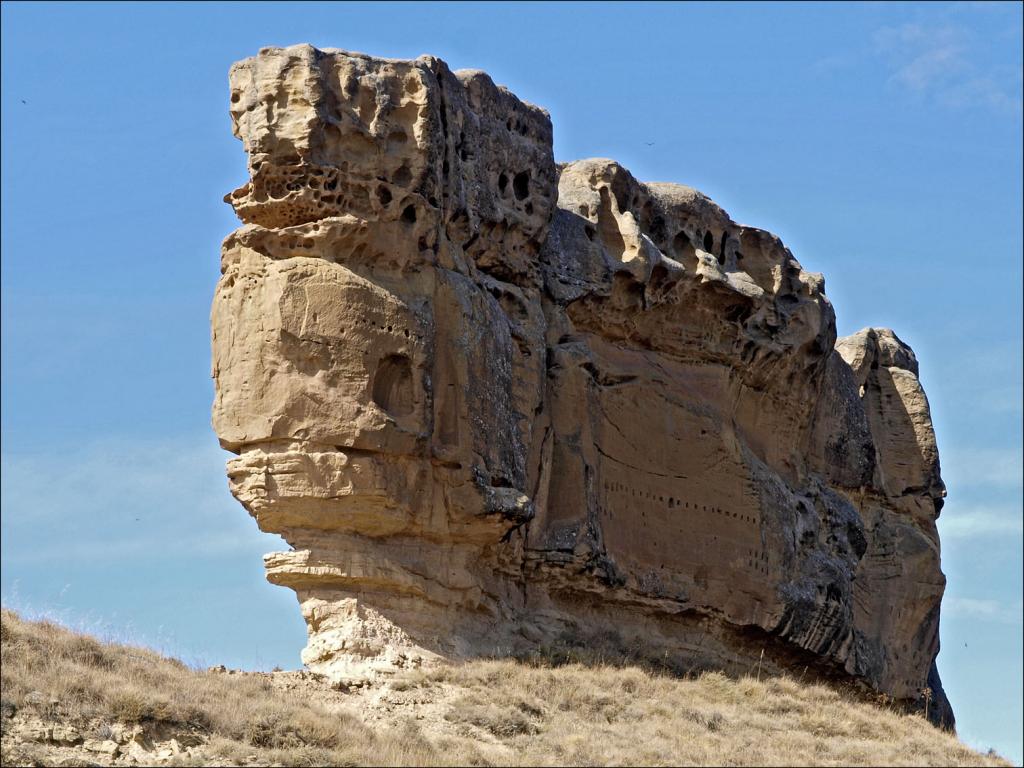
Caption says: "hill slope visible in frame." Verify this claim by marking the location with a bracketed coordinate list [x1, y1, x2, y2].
[0, 611, 1006, 767]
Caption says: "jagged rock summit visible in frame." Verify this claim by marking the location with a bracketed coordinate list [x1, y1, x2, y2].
[212, 44, 952, 726]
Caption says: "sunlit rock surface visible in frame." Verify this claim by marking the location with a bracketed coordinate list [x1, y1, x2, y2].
[212, 44, 952, 727]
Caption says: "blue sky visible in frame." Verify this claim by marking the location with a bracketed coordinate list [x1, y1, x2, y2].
[2, 1, 1021, 761]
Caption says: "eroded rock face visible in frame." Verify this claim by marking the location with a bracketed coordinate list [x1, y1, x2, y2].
[212, 44, 952, 726]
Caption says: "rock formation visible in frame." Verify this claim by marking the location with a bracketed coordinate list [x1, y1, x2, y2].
[211, 45, 952, 726]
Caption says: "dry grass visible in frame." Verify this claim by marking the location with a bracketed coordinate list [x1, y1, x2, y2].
[408, 661, 1010, 766]
[0, 609, 472, 766]
[0, 610, 1010, 767]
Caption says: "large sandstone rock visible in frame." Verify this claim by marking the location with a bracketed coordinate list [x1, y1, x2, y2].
[212, 44, 952, 726]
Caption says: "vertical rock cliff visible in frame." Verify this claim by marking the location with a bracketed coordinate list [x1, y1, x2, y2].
[212, 44, 952, 726]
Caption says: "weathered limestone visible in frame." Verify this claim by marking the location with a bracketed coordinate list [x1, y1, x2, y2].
[212, 45, 952, 726]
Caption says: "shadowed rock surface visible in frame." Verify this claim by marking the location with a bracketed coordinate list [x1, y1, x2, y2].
[211, 44, 952, 727]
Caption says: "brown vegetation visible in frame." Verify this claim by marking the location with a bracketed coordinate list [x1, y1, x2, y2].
[0, 610, 1007, 767]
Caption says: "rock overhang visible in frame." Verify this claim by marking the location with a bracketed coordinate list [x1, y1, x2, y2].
[212, 43, 953, 727]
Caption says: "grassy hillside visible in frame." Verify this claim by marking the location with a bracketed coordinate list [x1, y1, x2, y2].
[0, 610, 1008, 767]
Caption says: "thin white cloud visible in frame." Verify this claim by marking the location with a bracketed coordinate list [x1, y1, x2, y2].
[940, 503, 1024, 540]
[941, 447, 1024, 492]
[874, 24, 967, 91]
[0, 434, 281, 564]
[810, 53, 853, 77]
[973, 386, 1024, 416]
[944, 596, 1023, 625]
[0, 532, 268, 566]
[940, 72, 1024, 112]
[872, 19, 1022, 116]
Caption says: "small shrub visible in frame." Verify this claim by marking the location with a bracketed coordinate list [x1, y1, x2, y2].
[243, 712, 285, 748]
[108, 692, 148, 723]
[445, 700, 541, 737]
[684, 708, 725, 731]
[178, 703, 211, 731]
[290, 710, 349, 748]
[64, 636, 112, 669]
[107, 691, 174, 724]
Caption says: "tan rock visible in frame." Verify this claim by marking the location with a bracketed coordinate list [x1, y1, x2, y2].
[49, 725, 82, 745]
[22, 691, 47, 708]
[18, 720, 51, 743]
[82, 739, 119, 756]
[106, 723, 142, 745]
[122, 740, 154, 764]
[212, 44, 953, 728]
